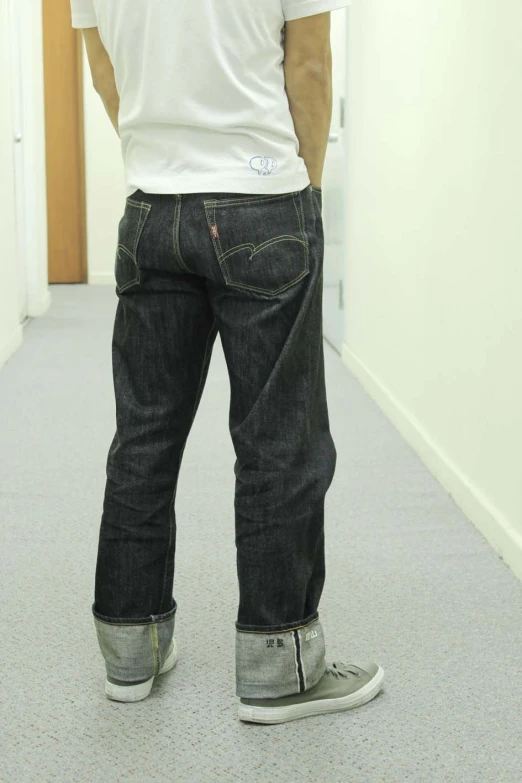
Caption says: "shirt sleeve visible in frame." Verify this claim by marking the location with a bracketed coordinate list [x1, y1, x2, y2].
[283, 0, 351, 22]
[70, 0, 98, 28]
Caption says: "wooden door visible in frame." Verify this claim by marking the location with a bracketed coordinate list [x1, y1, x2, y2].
[42, 0, 87, 283]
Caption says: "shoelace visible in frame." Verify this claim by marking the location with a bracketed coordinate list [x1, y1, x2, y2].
[325, 662, 361, 679]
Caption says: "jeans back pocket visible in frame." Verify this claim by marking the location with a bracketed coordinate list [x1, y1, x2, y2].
[203, 190, 310, 297]
[115, 198, 151, 294]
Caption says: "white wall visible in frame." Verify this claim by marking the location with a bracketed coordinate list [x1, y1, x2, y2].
[0, 0, 49, 373]
[344, 0, 522, 580]
[17, 0, 50, 319]
[0, 0, 23, 367]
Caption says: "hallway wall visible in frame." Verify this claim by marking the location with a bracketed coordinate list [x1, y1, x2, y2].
[0, 0, 49, 371]
[0, 0, 23, 367]
[344, 0, 522, 578]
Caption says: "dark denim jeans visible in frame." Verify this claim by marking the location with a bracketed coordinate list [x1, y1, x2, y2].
[92, 184, 337, 698]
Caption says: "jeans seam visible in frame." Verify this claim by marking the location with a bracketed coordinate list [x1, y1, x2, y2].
[173, 195, 193, 274]
[92, 600, 177, 625]
[202, 191, 301, 208]
[158, 317, 218, 613]
[236, 612, 319, 634]
[309, 184, 317, 222]
[292, 191, 307, 260]
[116, 200, 150, 294]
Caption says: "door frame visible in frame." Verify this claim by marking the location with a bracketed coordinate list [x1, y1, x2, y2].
[8, 0, 52, 322]
[42, 0, 87, 284]
[8, 0, 28, 322]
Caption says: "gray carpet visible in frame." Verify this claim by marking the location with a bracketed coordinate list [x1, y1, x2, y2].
[1, 284, 521, 783]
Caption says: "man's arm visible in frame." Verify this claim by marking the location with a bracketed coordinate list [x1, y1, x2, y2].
[81, 28, 120, 135]
[283, 13, 333, 189]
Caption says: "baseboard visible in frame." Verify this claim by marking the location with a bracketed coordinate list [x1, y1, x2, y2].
[29, 287, 52, 317]
[0, 325, 23, 372]
[0, 287, 51, 370]
[342, 341, 522, 586]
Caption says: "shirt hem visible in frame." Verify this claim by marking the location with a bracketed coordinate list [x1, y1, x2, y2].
[125, 173, 312, 198]
[284, 0, 351, 22]
[71, 14, 98, 29]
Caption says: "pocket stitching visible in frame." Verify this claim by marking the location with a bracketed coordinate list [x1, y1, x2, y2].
[116, 201, 151, 293]
[203, 191, 301, 209]
[292, 191, 308, 262]
[219, 235, 308, 265]
[218, 235, 309, 295]
[221, 270, 310, 296]
[204, 193, 310, 296]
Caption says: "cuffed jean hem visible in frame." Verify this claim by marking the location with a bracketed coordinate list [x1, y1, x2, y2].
[235, 615, 327, 699]
[235, 610, 319, 634]
[92, 599, 176, 682]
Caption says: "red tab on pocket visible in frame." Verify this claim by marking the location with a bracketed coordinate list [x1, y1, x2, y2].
[209, 223, 219, 240]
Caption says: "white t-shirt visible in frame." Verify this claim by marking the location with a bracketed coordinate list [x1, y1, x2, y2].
[71, 0, 350, 196]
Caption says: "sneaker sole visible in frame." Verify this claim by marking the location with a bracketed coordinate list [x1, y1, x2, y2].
[238, 664, 385, 724]
[105, 639, 178, 703]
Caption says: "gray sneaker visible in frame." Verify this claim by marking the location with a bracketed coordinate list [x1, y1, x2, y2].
[238, 661, 385, 724]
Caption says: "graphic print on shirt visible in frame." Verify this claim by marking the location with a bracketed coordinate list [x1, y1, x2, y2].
[250, 155, 278, 176]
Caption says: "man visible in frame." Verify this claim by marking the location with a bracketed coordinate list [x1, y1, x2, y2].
[71, 0, 384, 724]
